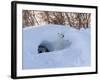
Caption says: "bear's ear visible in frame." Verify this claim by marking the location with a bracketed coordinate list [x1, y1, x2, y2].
[57, 33, 62, 35]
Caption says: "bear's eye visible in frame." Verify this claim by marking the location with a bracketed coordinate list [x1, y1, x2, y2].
[62, 35, 64, 38]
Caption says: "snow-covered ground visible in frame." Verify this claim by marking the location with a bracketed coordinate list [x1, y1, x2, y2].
[22, 24, 91, 69]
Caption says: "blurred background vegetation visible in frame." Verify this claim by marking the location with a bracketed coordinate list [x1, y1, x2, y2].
[22, 10, 91, 29]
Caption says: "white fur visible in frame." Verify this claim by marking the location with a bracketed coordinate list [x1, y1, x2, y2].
[54, 33, 64, 50]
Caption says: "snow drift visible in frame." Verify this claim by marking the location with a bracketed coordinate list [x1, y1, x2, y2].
[22, 24, 91, 69]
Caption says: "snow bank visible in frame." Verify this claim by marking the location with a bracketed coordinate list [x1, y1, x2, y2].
[22, 24, 91, 69]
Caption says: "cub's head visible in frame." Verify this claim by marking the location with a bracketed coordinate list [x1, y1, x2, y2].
[57, 33, 64, 38]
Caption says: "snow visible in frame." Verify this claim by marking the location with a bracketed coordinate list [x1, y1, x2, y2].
[22, 24, 91, 69]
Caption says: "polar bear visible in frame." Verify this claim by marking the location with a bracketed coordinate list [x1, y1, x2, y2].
[38, 32, 64, 53]
[54, 32, 65, 50]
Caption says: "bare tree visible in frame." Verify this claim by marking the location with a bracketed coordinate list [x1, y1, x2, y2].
[22, 10, 91, 29]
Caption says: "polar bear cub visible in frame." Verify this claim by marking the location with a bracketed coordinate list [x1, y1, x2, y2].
[54, 32, 65, 50]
